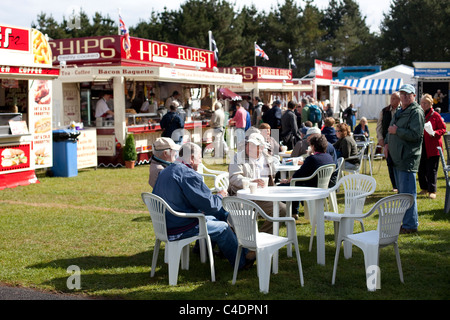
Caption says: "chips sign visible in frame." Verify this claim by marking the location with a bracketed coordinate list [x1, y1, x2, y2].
[49, 35, 217, 70]
[0, 24, 52, 68]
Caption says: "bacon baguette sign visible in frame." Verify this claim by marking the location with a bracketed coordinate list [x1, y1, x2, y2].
[50, 35, 216, 70]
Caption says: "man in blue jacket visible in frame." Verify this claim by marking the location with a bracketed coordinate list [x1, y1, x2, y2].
[153, 142, 255, 269]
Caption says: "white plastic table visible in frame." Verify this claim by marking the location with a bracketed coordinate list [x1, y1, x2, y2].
[237, 186, 330, 271]
[275, 164, 301, 180]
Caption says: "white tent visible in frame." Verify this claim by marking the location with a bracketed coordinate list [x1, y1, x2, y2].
[338, 65, 415, 120]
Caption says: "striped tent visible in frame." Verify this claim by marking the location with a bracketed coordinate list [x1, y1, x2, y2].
[338, 78, 403, 94]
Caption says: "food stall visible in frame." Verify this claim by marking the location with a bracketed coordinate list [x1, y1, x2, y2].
[0, 24, 59, 190]
[50, 35, 242, 166]
[219, 66, 312, 109]
[413, 62, 450, 115]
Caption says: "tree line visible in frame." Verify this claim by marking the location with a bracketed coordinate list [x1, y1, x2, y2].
[32, 0, 450, 77]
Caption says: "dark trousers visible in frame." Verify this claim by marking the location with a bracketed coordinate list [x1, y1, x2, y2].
[388, 163, 397, 190]
[418, 154, 440, 193]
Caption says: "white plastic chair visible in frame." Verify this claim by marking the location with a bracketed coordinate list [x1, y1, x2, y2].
[437, 147, 450, 213]
[289, 163, 336, 220]
[141, 192, 215, 286]
[197, 163, 228, 193]
[222, 197, 304, 294]
[309, 174, 377, 253]
[342, 144, 367, 175]
[214, 172, 229, 192]
[332, 194, 414, 291]
[328, 157, 344, 213]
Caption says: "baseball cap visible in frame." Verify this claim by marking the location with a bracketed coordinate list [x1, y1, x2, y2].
[246, 133, 267, 147]
[153, 137, 181, 151]
[399, 84, 416, 95]
[305, 127, 321, 138]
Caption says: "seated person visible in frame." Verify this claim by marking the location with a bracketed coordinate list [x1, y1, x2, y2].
[291, 127, 321, 158]
[259, 122, 280, 156]
[280, 135, 335, 215]
[353, 117, 370, 138]
[321, 117, 338, 144]
[228, 131, 287, 231]
[334, 123, 359, 170]
[148, 137, 180, 189]
[153, 142, 255, 270]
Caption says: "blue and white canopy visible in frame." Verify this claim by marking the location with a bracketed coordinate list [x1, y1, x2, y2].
[337, 78, 403, 94]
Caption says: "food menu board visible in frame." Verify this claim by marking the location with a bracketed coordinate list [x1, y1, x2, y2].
[0, 144, 31, 172]
[28, 79, 52, 168]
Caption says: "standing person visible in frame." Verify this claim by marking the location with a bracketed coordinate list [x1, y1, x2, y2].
[229, 101, 247, 147]
[160, 102, 184, 143]
[140, 92, 157, 113]
[251, 97, 263, 126]
[148, 137, 180, 188]
[418, 94, 447, 199]
[385, 84, 425, 234]
[376, 92, 401, 192]
[280, 101, 302, 150]
[210, 101, 227, 157]
[265, 100, 282, 130]
[295, 100, 304, 128]
[165, 91, 181, 110]
[343, 104, 357, 131]
[95, 92, 114, 120]
[301, 98, 311, 127]
[153, 142, 255, 270]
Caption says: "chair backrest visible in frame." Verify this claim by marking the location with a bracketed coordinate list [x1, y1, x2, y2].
[437, 147, 450, 184]
[337, 174, 377, 215]
[335, 157, 344, 179]
[222, 197, 265, 249]
[370, 194, 414, 246]
[316, 164, 337, 189]
[353, 134, 368, 142]
[214, 172, 230, 191]
[443, 134, 450, 165]
[141, 192, 170, 242]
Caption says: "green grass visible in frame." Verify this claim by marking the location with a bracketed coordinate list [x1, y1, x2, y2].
[0, 121, 449, 300]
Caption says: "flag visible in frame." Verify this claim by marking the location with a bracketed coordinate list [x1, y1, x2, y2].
[210, 32, 219, 63]
[289, 49, 296, 69]
[119, 14, 131, 59]
[255, 43, 269, 61]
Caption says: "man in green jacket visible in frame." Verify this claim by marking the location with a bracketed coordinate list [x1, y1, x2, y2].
[385, 84, 425, 233]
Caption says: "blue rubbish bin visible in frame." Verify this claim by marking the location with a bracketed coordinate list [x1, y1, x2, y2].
[52, 129, 80, 177]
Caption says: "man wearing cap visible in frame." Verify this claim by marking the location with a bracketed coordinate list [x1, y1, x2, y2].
[228, 131, 286, 233]
[264, 100, 282, 131]
[153, 142, 255, 270]
[385, 84, 424, 234]
[148, 137, 180, 188]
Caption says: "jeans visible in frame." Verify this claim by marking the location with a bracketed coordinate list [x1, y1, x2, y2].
[178, 215, 247, 269]
[393, 168, 419, 230]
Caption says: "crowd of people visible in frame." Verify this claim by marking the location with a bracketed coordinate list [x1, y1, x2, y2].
[145, 84, 446, 274]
